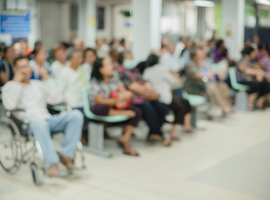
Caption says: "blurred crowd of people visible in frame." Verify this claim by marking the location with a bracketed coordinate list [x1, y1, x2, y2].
[0, 34, 270, 176]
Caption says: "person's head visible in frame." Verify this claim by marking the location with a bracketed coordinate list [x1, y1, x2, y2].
[253, 35, 260, 45]
[118, 51, 135, 70]
[53, 45, 67, 63]
[67, 48, 83, 68]
[190, 47, 205, 63]
[34, 41, 42, 49]
[109, 48, 119, 62]
[32, 47, 47, 63]
[220, 48, 229, 58]
[120, 38, 126, 48]
[241, 46, 255, 59]
[167, 43, 175, 55]
[84, 48, 97, 66]
[74, 38, 85, 50]
[91, 57, 113, 81]
[216, 39, 224, 49]
[145, 53, 159, 68]
[13, 56, 31, 83]
[96, 39, 103, 48]
[208, 39, 215, 48]
[3, 46, 15, 63]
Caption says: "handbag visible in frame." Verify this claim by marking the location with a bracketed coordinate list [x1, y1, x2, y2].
[110, 91, 131, 110]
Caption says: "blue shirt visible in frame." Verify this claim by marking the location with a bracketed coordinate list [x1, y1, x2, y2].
[0, 60, 14, 86]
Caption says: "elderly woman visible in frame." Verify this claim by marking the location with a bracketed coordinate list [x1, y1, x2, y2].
[185, 47, 231, 115]
[116, 51, 171, 146]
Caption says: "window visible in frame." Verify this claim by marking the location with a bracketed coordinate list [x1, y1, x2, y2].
[97, 7, 105, 30]
[70, 4, 78, 31]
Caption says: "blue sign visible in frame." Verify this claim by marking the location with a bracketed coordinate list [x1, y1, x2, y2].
[0, 10, 30, 36]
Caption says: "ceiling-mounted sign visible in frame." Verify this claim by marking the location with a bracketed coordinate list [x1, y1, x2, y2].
[0, 10, 30, 37]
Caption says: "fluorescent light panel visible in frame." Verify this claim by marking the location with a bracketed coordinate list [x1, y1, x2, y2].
[256, 0, 270, 5]
[194, 0, 215, 7]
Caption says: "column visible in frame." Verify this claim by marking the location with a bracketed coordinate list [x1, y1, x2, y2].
[28, 0, 40, 49]
[197, 7, 206, 39]
[78, 0, 97, 48]
[222, 0, 245, 60]
[132, 0, 162, 63]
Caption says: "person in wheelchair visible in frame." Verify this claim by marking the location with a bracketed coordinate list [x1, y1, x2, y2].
[2, 55, 83, 177]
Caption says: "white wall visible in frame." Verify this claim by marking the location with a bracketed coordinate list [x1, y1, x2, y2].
[39, 1, 70, 50]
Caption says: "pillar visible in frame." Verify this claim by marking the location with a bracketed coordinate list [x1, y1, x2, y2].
[222, 0, 245, 60]
[197, 7, 206, 39]
[132, 0, 162, 63]
[28, 0, 40, 49]
[78, 0, 97, 48]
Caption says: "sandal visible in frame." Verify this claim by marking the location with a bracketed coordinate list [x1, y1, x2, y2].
[59, 155, 77, 170]
[118, 141, 139, 157]
[47, 164, 59, 177]
[171, 135, 180, 141]
[147, 134, 162, 142]
[162, 139, 172, 147]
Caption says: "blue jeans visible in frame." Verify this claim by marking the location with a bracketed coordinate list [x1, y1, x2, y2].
[30, 110, 83, 168]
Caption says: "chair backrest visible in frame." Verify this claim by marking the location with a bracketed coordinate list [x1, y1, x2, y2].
[228, 67, 249, 91]
[82, 86, 96, 119]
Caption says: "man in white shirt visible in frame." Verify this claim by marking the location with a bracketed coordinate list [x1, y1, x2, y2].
[2, 56, 83, 177]
[51, 45, 70, 79]
[58, 48, 89, 109]
[160, 43, 183, 73]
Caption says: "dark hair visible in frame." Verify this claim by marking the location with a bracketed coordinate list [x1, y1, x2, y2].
[34, 41, 42, 48]
[66, 48, 82, 60]
[190, 48, 198, 59]
[220, 48, 228, 58]
[91, 58, 104, 81]
[83, 48, 97, 59]
[3, 46, 13, 58]
[216, 39, 224, 49]
[13, 55, 29, 66]
[241, 46, 254, 56]
[31, 46, 44, 57]
[117, 51, 131, 65]
[120, 38, 125, 45]
[145, 54, 159, 67]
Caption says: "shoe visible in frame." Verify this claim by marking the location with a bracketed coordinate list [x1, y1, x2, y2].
[59, 155, 77, 170]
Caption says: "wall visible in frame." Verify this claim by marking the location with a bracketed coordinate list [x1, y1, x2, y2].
[96, 3, 113, 40]
[39, 1, 70, 50]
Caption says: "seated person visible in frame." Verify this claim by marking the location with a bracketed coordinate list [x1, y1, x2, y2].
[237, 47, 270, 109]
[29, 47, 51, 80]
[89, 57, 142, 156]
[185, 47, 231, 115]
[0, 46, 15, 86]
[58, 48, 89, 109]
[160, 43, 182, 73]
[51, 45, 70, 79]
[143, 54, 193, 140]
[116, 51, 171, 146]
[82, 48, 97, 79]
[2, 56, 83, 177]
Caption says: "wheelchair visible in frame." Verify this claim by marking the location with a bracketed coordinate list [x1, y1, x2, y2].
[0, 103, 86, 186]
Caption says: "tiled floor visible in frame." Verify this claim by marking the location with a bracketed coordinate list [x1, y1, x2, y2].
[0, 109, 270, 200]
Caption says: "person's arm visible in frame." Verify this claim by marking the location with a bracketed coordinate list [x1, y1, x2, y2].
[94, 94, 118, 106]
[118, 84, 133, 101]
[2, 81, 23, 110]
[0, 72, 9, 84]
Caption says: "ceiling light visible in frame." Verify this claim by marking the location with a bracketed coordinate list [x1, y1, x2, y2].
[256, 0, 270, 5]
[194, 0, 215, 7]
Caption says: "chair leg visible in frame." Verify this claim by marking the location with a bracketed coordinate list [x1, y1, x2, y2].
[235, 91, 248, 111]
[191, 106, 205, 131]
[83, 122, 112, 158]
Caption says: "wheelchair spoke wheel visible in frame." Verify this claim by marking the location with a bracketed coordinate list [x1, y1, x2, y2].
[0, 118, 22, 173]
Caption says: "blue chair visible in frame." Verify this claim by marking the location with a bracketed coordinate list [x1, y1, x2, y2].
[182, 91, 206, 129]
[229, 67, 250, 110]
[82, 86, 129, 157]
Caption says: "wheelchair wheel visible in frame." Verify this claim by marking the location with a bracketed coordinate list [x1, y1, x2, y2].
[0, 117, 22, 173]
[30, 162, 44, 186]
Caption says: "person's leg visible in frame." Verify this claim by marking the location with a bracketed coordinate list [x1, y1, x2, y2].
[136, 102, 162, 138]
[239, 81, 259, 109]
[256, 79, 270, 108]
[119, 106, 142, 156]
[181, 98, 193, 132]
[30, 118, 59, 169]
[73, 107, 89, 145]
[150, 101, 168, 132]
[49, 110, 83, 160]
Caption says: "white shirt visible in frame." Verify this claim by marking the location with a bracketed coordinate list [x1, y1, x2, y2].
[2, 79, 63, 122]
[174, 41, 185, 58]
[82, 62, 92, 81]
[51, 60, 70, 79]
[29, 60, 51, 79]
[160, 52, 182, 72]
[58, 66, 89, 108]
[143, 64, 175, 105]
